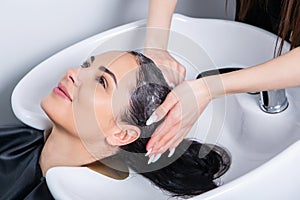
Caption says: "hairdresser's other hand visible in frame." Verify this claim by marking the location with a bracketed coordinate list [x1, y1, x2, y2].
[144, 49, 186, 87]
[145, 78, 213, 162]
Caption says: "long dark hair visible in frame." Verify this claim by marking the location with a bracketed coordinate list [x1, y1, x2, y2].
[235, 0, 300, 56]
[116, 51, 231, 198]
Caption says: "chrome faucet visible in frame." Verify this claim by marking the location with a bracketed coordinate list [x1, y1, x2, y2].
[259, 89, 289, 113]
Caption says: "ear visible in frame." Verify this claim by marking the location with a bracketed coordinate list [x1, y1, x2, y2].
[106, 125, 140, 146]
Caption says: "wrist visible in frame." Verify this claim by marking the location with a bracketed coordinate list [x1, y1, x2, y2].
[145, 28, 170, 50]
[199, 75, 226, 100]
[186, 79, 212, 111]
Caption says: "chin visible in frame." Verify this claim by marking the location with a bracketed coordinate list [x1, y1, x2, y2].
[40, 99, 56, 128]
[41, 95, 70, 126]
[40, 95, 51, 116]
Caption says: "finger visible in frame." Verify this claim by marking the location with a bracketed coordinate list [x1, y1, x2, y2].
[146, 91, 179, 125]
[163, 63, 185, 85]
[151, 124, 184, 155]
[145, 118, 179, 152]
[178, 64, 186, 83]
[148, 126, 191, 163]
[168, 129, 189, 150]
[153, 120, 181, 147]
[150, 111, 183, 153]
[155, 101, 181, 134]
[180, 64, 186, 77]
[145, 107, 181, 152]
[158, 126, 191, 156]
[167, 54, 186, 78]
[147, 129, 188, 164]
[146, 99, 181, 152]
[161, 72, 175, 88]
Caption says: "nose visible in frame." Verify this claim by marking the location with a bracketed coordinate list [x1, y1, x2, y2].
[66, 68, 80, 86]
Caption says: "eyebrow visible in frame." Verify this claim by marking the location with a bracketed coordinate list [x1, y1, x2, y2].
[99, 66, 118, 87]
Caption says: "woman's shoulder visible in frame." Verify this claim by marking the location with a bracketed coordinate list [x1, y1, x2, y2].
[0, 125, 46, 199]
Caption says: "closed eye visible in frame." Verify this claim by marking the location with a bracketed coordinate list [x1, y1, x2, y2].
[96, 75, 107, 88]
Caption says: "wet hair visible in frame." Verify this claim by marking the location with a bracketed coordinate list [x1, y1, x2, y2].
[115, 51, 231, 198]
[233, 0, 300, 56]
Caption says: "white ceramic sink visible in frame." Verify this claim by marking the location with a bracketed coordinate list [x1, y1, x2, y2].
[12, 14, 300, 199]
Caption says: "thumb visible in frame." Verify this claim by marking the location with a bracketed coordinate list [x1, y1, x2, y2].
[146, 91, 178, 125]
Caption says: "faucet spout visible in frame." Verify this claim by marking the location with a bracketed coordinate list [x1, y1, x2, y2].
[259, 89, 289, 113]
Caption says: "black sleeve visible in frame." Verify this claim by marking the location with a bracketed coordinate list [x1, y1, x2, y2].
[0, 126, 53, 200]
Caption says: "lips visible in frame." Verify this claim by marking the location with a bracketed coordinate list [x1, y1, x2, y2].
[53, 83, 73, 102]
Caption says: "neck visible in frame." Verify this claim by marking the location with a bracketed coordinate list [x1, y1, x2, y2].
[39, 126, 110, 176]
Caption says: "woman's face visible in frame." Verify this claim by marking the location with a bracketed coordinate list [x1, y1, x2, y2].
[41, 51, 140, 154]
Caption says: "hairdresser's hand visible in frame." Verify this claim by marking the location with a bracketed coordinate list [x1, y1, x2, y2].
[144, 49, 186, 87]
[145, 78, 213, 163]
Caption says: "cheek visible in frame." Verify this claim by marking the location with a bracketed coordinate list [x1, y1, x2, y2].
[71, 87, 114, 142]
[94, 96, 115, 132]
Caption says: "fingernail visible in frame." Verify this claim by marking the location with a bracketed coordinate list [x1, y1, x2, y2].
[146, 113, 157, 126]
[163, 74, 175, 89]
[148, 154, 155, 164]
[168, 148, 176, 158]
[145, 148, 152, 157]
[152, 154, 162, 163]
[169, 82, 175, 89]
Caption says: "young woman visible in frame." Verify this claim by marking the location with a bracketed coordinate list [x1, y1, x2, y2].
[145, 0, 300, 160]
[0, 51, 231, 199]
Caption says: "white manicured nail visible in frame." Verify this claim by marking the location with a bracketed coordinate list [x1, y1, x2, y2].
[148, 155, 155, 164]
[152, 154, 162, 163]
[168, 148, 176, 158]
[145, 148, 152, 157]
[146, 113, 157, 126]
[169, 82, 175, 88]
[163, 74, 175, 89]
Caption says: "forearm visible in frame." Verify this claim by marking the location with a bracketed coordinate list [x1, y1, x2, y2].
[221, 47, 300, 96]
[145, 0, 178, 49]
[147, 0, 177, 29]
[197, 47, 300, 100]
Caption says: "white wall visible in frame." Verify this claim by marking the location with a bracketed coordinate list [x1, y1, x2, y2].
[0, 0, 235, 126]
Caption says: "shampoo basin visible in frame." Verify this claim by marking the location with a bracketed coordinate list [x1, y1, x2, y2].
[12, 14, 300, 199]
